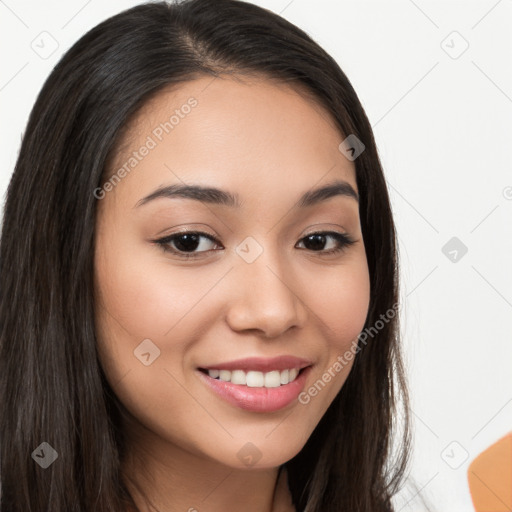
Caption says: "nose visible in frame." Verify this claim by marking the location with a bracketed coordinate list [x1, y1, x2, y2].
[224, 251, 308, 338]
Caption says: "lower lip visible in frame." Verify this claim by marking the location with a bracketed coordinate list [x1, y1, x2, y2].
[196, 366, 312, 413]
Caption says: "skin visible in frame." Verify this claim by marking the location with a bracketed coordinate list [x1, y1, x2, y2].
[94, 74, 371, 512]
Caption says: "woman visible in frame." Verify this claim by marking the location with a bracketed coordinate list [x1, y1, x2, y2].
[0, 1, 411, 510]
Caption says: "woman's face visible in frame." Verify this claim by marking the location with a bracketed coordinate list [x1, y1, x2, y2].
[94, 75, 370, 469]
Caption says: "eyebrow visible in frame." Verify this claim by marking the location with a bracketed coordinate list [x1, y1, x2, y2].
[134, 179, 359, 209]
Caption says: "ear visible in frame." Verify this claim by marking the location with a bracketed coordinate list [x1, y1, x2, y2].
[467, 431, 512, 511]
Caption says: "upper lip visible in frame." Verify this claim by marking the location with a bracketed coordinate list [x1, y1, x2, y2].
[199, 355, 313, 373]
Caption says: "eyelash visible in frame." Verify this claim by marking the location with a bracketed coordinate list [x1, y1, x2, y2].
[152, 230, 356, 259]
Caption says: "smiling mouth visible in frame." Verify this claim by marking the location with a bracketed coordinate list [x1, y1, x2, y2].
[196, 364, 313, 413]
[197, 366, 310, 388]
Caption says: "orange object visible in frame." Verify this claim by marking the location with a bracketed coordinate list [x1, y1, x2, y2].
[467, 432, 512, 511]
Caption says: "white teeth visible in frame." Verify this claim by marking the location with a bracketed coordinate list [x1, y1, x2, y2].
[206, 367, 302, 387]
[219, 370, 231, 382]
[264, 370, 281, 388]
[231, 370, 246, 385]
[246, 371, 264, 387]
[289, 368, 299, 381]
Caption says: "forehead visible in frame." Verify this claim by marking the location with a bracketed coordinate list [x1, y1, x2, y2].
[105, 74, 357, 207]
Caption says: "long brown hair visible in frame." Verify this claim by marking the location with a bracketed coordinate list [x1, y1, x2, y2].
[0, 1, 411, 510]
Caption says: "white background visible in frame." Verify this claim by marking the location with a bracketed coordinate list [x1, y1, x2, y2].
[1, 1, 511, 511]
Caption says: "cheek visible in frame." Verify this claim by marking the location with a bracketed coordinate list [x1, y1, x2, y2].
[94, 233, 185, 375]
[96, 257, 197, 339]
[292, 257, 370, 432]
[95, 217, 216, 336]
[308, 256, 370, 382]
[312, 258, 371, 348]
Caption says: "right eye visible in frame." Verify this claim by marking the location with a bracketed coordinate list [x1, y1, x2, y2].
[153, 231, 223, 259]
